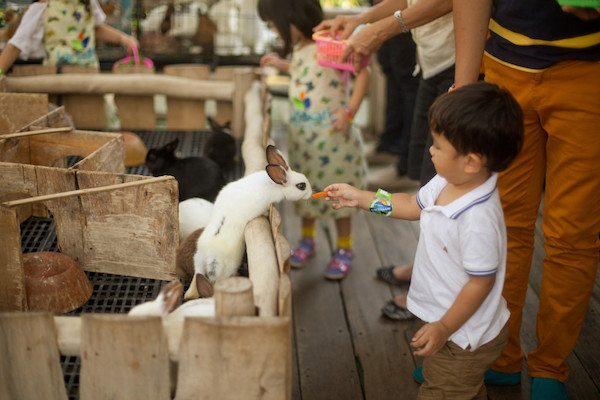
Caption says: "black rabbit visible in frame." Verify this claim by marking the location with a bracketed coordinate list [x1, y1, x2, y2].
[205, 117, 237, 173]
[145, 138, 225, 202]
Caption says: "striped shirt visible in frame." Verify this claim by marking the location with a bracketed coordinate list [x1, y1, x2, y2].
[485, 0, 600, 71]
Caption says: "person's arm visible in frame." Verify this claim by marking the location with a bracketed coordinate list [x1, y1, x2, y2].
[343, 0, 453, 72]
[323, 183, 422, 220]
[411, 274, 495, 356]
[452, 0, 492, 87]
[332, 67, 370, 131]
[259, 53, 290, 73]
[0, 43, 21, 74]
[94, 23, 139, 53]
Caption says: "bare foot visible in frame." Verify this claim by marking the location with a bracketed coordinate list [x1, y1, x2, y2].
[393, 292, 408, 308]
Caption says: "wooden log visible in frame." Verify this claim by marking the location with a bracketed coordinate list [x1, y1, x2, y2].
[0, 93, 48, 135]
[176, 316, 291, 400]
[245, 217, 279, 317]
[230, 68, 255, 140]
[9, 65, 57, 76]
[0, 312, 67, 400]
[241, 81, 266, 174]
[4, 74, 235, 100]
[214, 277, 256, 317]
[80, 315, 171, 400]
[0, 207, 27, 311]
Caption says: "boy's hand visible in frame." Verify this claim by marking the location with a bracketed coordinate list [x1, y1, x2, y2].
[260, 53, 285, 71]
[411, 321, 450, 357]
[323, 183, 361, 209]
[331, 108, 350, 134]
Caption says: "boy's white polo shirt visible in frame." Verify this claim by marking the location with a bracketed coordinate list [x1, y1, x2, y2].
[407, 173, 510, 351]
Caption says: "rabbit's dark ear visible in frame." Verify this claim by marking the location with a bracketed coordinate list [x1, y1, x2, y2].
[223, 121, 231, 130]
[195, 274, 214, 298]
[266, 145, 289, 171]
[161, 281, 183, 313]
[164, 138, 179, 154]
[266, 164, 287, 185]
[207, 116, 218, 131]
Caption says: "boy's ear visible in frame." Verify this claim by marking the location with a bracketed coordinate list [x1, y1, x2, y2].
[464, 153, 485, 174]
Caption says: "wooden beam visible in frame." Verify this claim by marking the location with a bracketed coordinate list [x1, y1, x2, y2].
[1, 127, 72, 139]
[4, 74, 235, 100]
[2, 175, 173, 207]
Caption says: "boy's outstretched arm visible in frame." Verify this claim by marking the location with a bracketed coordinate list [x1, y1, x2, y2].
[323, 183, 421, 220]
[411, 274, 496, 356]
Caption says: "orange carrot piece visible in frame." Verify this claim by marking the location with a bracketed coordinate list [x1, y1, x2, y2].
[311, 191, 327, 199]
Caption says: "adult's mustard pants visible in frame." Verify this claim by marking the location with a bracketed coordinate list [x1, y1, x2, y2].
[483, 54, 600, 381]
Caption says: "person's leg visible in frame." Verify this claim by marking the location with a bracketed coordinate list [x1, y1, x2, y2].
[527, 60, 600, 383]
[325, 217, 354, 280]
[483, 55, 547, 376]
[291, 217, 316, 268]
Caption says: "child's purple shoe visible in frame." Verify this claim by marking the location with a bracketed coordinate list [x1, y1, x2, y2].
[290, 238, 315, 268]
[324, 248, 353, 280]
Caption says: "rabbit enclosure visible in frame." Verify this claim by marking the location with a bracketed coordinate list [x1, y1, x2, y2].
[0, 81, 295, 399]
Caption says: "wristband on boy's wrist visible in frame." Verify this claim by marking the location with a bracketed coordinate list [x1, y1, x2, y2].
[369, 188, 393, 216]
[0, 68, 4, 77]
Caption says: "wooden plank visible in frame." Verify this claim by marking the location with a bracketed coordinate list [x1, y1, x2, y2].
[0, 162, 39, 222]
[80, 315, 170, 400]
[75, 171, 178, 280]
[176, 316, 291, 400]
[72, 136, 125, 174]
[0, 207, 27, 311]
[113, 64, 156, 130]
[339, 211, 422, 398]
[0, 93, 48, 135]
[29, 129, 121, 168]
[280, 202, 362, 399]
[0, 312, 67, 399]
[0, 135, 31, 164]
[60, 66, 106, 130]
[17, 106, 72, 131]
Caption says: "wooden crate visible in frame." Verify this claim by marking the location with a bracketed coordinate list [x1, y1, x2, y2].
[0, 79, 294, 399]
[0, 92, 49, 135]
[0, 106, 125, 221]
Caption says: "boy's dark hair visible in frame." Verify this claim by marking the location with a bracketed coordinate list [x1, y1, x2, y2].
[429, 82, 524, 172]
[258, 0, 323, 56]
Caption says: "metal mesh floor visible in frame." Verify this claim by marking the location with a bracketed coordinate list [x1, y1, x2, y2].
[18, 130, 242, 399]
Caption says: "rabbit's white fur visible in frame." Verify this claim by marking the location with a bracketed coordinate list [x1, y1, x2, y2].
[179, 198, 214, 241]
[184, 147, 311, 299]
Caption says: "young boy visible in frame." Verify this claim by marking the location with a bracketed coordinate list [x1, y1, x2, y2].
[323, 82, 524, 399]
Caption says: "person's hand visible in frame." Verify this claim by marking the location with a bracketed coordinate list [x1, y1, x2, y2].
[323, 183, 362, 209]
[342, 22, 382, 74]
[120, 34, 139, 54]
[411, 321, 451, 357]
[314, 14, 361, 40]
[331, 108, 351, 134]
[561, 5, 600, 20]
[260, 53, 286, 72]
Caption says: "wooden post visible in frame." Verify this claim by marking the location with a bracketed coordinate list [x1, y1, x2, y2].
[176, 317, 291, 400]
[113, 64, 156, 130]
[60, 66, 107, 130]
[164, 64, 211, 130]
[230, 68, 255, 140]
[214, 277, 256, 317]
[0, 313, 67, 400]
[80, 315, 171, 400]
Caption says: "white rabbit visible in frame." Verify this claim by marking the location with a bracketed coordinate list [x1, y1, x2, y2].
[128, 280, 215, 320]
[179, 197, 214, 242]
[181, 145, 312, 300]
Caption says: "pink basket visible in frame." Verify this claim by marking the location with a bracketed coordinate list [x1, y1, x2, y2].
[312, 31, 370, 73]
[112, 45, 154, 72]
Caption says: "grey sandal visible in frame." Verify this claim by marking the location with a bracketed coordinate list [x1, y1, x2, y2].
[381, 300, 416, 321]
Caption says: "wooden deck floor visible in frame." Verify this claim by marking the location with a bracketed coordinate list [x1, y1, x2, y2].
[279, 200, 600, 400]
